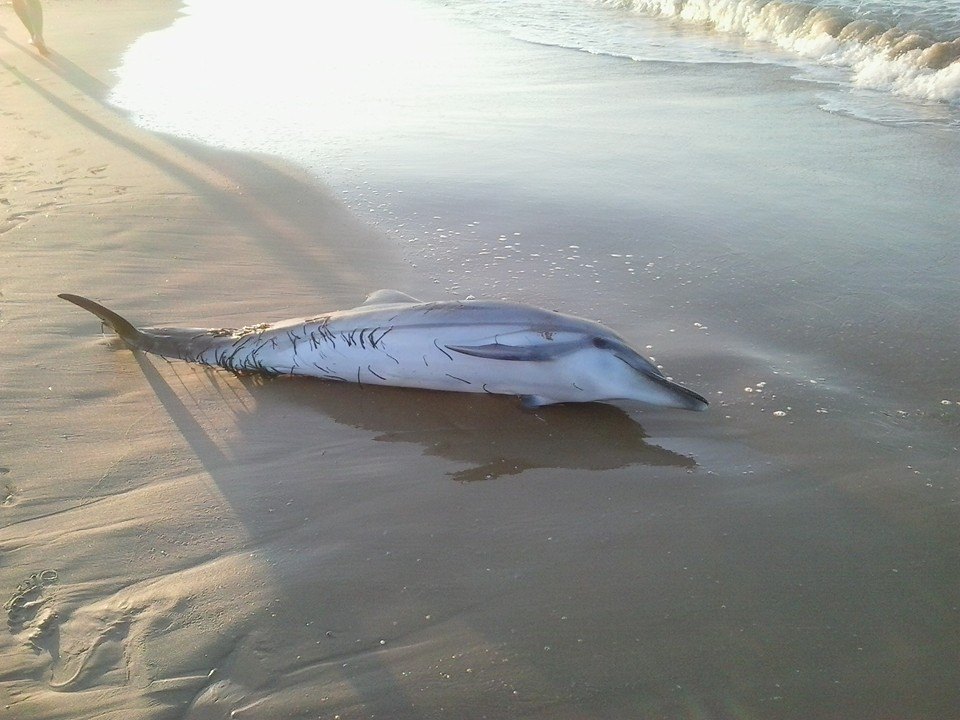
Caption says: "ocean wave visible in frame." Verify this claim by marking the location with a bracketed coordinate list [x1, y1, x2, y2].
[601, 0, 960, 104]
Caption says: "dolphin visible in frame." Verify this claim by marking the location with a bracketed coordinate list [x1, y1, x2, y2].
[58, 290, 708, 411]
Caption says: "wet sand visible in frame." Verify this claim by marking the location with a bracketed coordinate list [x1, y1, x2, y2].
[2, 2, 959, 719]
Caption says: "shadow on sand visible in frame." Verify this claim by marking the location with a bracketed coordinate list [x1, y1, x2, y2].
[135, 351, 695, 485]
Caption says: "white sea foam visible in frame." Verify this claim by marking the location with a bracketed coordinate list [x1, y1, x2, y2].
[603, 0, 960, 103]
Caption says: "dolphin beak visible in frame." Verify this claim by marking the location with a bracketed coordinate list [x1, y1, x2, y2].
[650, 374, 709, 411]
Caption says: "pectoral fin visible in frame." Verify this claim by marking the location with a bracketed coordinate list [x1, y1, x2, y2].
[446, 341, 582, 362]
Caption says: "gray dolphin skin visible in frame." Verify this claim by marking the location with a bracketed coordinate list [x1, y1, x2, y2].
[58, 290, 708, 411]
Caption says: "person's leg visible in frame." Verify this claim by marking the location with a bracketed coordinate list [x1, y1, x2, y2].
[28, 0, 44, 39]
[12, 0, 37, 38]
[12, 0, 46, 53]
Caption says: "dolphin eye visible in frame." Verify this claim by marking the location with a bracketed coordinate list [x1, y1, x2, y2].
[592, 337, 611, 349]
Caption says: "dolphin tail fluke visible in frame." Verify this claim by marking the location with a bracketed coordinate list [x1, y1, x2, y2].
[58, 293, 145, 348]
[60, 293, 242, 364]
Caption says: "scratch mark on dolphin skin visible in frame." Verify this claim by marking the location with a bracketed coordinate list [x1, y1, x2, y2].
[367, 365, 387, 381]
[434, 339, 453, 361]
[446, 373, 472, 385]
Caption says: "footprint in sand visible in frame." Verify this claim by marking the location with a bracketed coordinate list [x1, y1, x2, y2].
[5, 570, 61, 653]
[0, 467, 15, 506]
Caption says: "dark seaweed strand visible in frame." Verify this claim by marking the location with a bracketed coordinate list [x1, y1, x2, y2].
[371, 327, 393, 348]
[243, 337, 272, 374]
[311, 361, 341, 377]
[215, 347, 241, 372]
[446, 373, 472, 385]
[356, 367, 363, 388]
[367, 365, 387, 381]
[211, 325, 273, 373]
[316, 326, 337, 349]
[242, 350, 280, 377]
[482, 383, 494, 394]
[207, 332, 282, 376]
[340, 330, 355, 348]
[247, 352, 280, 377]
[224, 335, 255, 368]
[287, 330, 300, 355]
[434, 338, 453, 361]
[371, 328, 399, 364]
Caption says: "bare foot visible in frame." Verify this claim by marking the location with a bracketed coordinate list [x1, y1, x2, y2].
[31, 35, 49, 55]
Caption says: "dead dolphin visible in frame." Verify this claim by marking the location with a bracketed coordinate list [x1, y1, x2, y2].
[58, 290, 708, 411]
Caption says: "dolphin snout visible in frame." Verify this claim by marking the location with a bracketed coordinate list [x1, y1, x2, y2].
[649, 374, 709, 411]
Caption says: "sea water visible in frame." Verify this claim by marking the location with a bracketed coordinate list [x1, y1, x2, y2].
[107, 1, 959, 717]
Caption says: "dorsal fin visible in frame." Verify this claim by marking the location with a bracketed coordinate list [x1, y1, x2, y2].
[360, 289, 422, 307]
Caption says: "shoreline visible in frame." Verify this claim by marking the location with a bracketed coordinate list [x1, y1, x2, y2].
[1, 0, 414, 314]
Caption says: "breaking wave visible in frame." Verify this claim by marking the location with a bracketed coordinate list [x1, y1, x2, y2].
[601, 0, 960, 104]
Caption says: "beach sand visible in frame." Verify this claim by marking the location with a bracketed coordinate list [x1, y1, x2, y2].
[2, 2, 959, 719]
